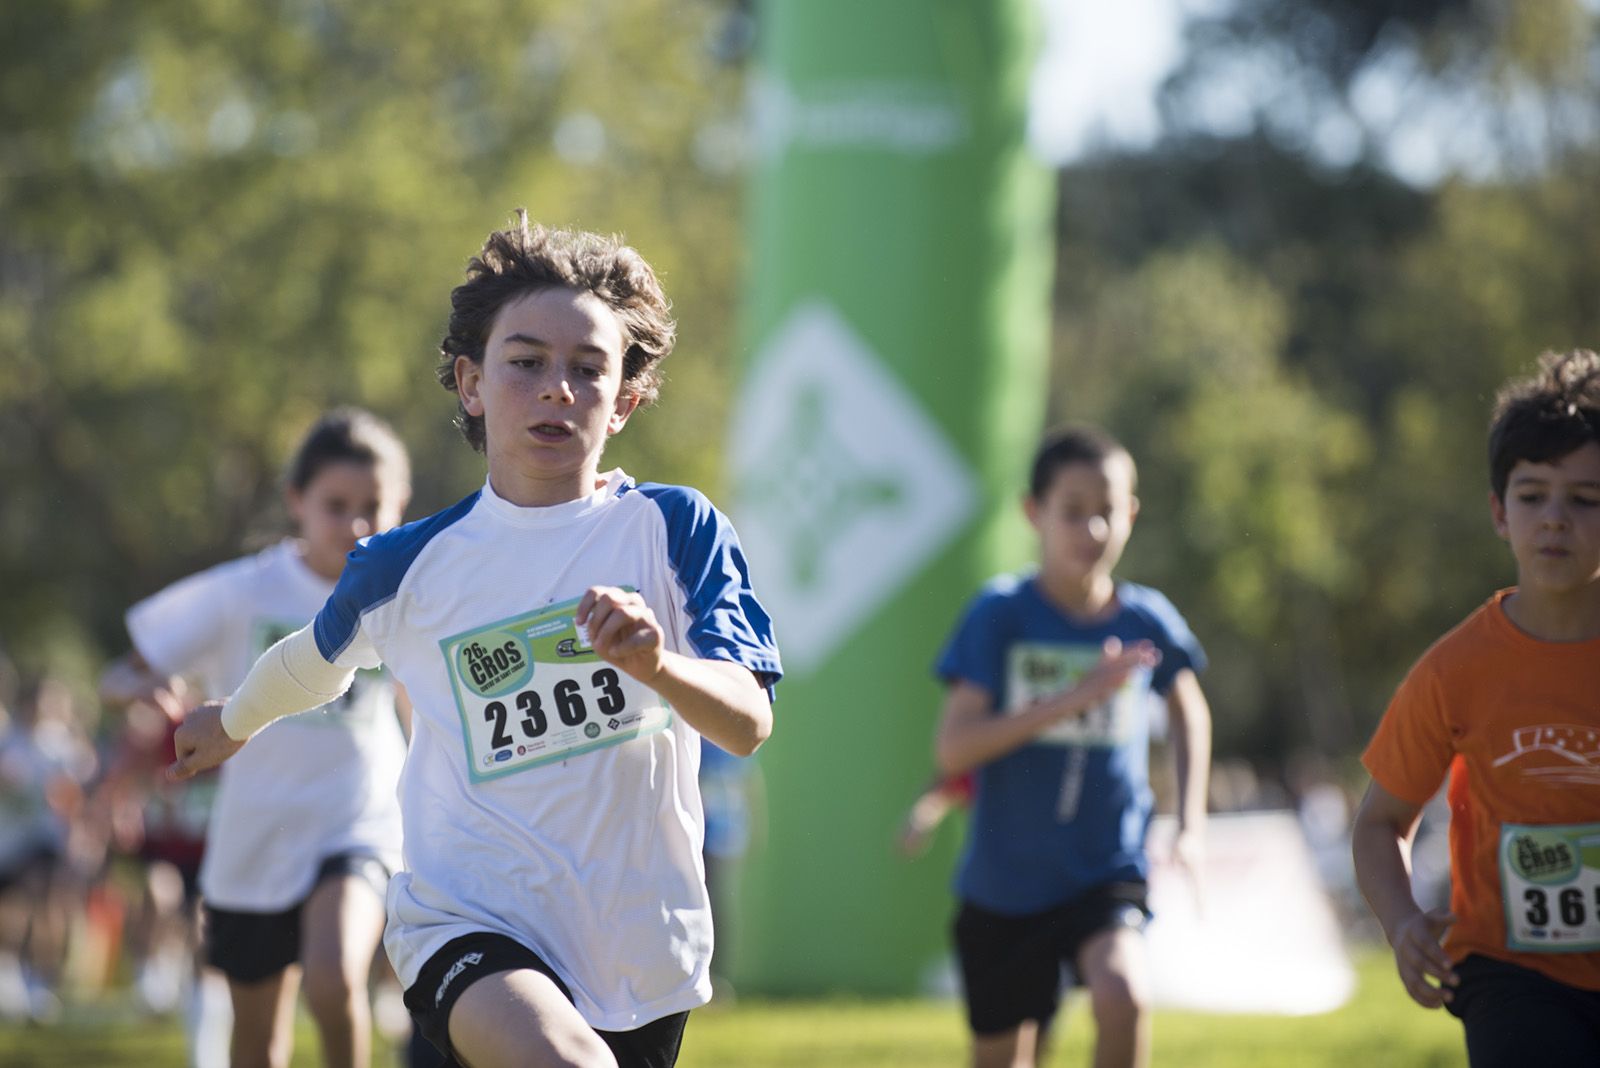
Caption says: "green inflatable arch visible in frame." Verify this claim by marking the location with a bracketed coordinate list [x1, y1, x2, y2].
[728, 0, 1056, 995]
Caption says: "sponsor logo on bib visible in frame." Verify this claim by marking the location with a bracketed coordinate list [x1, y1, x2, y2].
[455, 629, 533, 698]
[1509, 830, 1580, 885]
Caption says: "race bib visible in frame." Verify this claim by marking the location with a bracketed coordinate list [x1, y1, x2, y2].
[440, 594, 671, 783]
[1005, 643, 1143, 747]
[1500, 822, 1600, 952]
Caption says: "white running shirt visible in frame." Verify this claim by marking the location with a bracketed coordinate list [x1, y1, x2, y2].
[311, 471, 781, 1031]
[127, 540, 406, 910]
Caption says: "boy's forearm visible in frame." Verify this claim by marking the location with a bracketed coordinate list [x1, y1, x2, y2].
[1352, 817, 1423, 945]
[1168, 676, 1212, 832]
[1172, 714, 1210, 833]
[649, 651, 771, 757]
[221, 626, 356, 740]
[99, 655, 182, 712]
[937, 700, 1076, 776]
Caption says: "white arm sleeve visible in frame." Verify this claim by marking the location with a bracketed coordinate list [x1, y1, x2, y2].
[220, 625, 357, 741]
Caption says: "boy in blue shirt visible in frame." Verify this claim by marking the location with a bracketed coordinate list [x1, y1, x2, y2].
[935, 425, 1212, 1068]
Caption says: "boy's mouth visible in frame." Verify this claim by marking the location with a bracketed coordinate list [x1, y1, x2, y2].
[531, 423, 573, 441]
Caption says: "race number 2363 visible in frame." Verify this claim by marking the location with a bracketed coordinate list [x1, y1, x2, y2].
[440, 594, 670, 783]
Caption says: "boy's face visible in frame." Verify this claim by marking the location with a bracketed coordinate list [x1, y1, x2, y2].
[1025, 455, 1139, 587]
[456, 286, 639, 505]
[1491, 440, 1600, 599]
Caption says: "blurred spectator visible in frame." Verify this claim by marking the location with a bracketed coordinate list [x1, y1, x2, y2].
[0, 677, 99, 1022]
[700, 742, 759, 1005]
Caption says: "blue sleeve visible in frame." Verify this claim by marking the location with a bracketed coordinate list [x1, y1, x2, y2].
[638, 485, 783, 689]
[934, 589, 1009, 699]
[1135, 588, 1206, 695]
[313, 492, 480, 663]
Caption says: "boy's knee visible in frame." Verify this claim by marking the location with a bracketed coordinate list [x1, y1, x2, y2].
[1087, 970, 1148, 1029]
[300, 964, 360, 1015]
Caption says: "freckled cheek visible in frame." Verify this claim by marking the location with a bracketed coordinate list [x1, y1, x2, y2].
[501, 375, 542, 399]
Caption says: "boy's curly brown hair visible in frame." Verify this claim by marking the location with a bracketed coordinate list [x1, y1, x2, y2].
[437, 210, 676, 451]
[1489, 349, 1600, 499]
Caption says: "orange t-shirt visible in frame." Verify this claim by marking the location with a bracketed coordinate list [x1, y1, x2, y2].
[1363, 589, 1600, 991]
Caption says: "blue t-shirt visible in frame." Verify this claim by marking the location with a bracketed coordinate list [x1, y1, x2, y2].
[935, 574, 1205, 914]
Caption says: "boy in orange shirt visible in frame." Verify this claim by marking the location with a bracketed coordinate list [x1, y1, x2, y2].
[1353, 348, 1600, 1067]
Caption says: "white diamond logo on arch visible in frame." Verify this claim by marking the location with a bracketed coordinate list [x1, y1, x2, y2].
[729, 301, 976, 675]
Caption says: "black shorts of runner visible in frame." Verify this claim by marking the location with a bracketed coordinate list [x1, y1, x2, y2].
[205, 852, 390, 984]
[404, 930, 690, 1068]
[954, 880, 1149, 1035]
[1447, 954, 1600, 1068]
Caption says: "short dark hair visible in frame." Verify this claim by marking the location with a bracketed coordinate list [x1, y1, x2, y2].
[437, 211, 676, 451]
[286, 407, 411, 495]
[1487, 349, 1600, 499]
[1029, 425, 1137, 500]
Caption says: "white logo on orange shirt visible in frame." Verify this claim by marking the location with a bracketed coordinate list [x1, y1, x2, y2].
[1492, 724, 1600, 786]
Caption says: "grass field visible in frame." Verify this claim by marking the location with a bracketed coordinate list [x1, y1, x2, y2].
[0, 947, 1463, 1067]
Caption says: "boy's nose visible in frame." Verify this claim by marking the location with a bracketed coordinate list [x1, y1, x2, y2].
[539, 375, 575, 403]
[1540, 501, 1570, 528]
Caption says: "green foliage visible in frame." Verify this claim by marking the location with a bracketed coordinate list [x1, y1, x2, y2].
[1049, 4, 1600, 770]
[3, 0, 1599, 785]
[0, 0, 746, 677]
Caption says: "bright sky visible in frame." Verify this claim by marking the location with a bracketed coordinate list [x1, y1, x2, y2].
[1029, 0, 1188, 163]
[1026, 0, 1559, 185]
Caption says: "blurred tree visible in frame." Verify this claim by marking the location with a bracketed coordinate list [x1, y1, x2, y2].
[1052, 240, 1369, 760]
[1048, 0, 1600, 778]
[5, 0, 1598, 787]
[0, 0, 748, 674]
[1163, 0, 1598, 176]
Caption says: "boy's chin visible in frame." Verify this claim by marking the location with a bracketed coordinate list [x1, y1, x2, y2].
[1047, 564, 1107, 585]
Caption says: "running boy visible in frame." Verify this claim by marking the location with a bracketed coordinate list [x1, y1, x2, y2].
[171, 213, 782, 1068]
[935, 425, 1211, 1068]
[1352, 349, 1600, 1068]
[103, 407, 412, 1068]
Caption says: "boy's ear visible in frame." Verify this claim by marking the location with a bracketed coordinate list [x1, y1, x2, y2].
[608, 391, 642, 435]
[283, 485, 306, 527]
[1129, 494, 1141, 522]
[455, 356, 485, 417]
[1489, 489, 1510, 540]
[1023, 493, 1041, 530]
